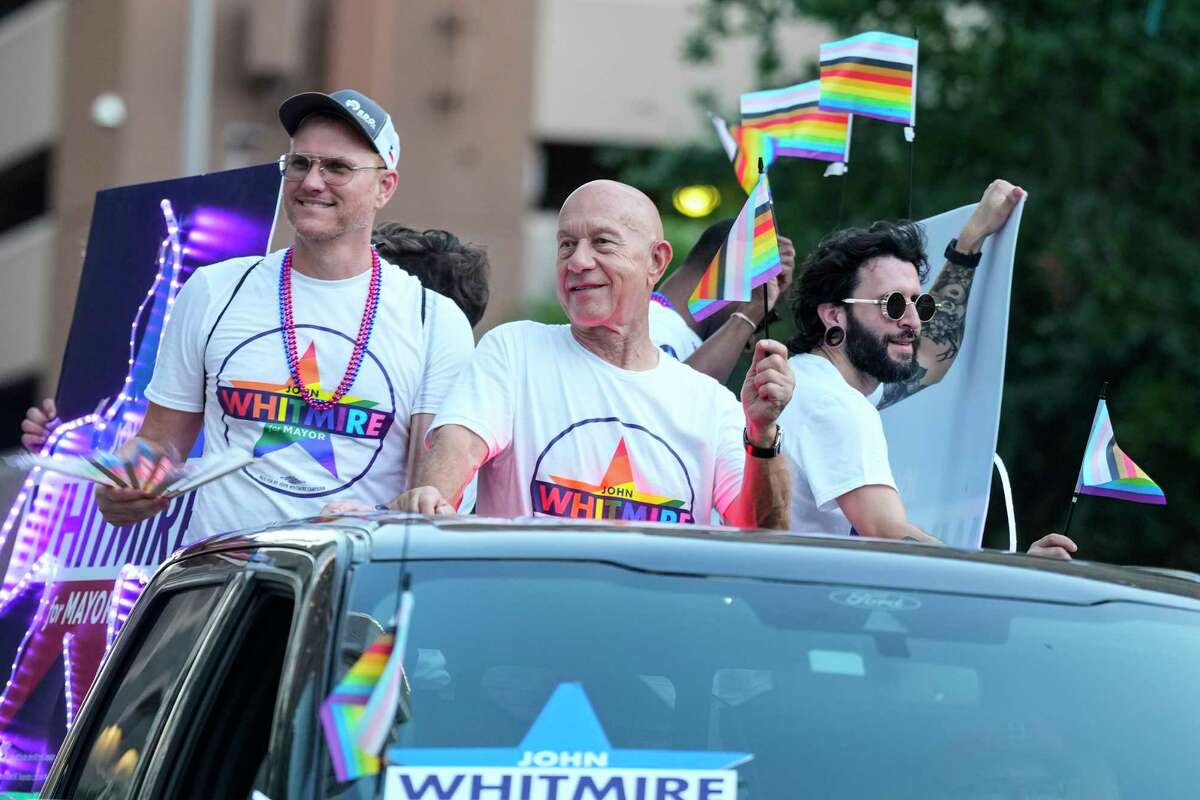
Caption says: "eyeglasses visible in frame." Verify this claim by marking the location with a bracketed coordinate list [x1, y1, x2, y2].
[278, 153, 387, 186]
[842, 292, 942, 322]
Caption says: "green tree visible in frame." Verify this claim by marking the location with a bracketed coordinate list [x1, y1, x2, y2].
[642, 0, 1200, 566]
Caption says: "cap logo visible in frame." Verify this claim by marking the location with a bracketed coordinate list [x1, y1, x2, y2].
[343, 98, 377, 131]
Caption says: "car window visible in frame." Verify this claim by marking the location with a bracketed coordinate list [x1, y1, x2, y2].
[320, 560, 1200, 799]
[67, 583, 223, 800]
[161, 586, 295, 800]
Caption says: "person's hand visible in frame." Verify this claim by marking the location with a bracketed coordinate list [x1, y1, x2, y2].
[21, 398, 59, 453]
[96, 485, 169, 526]
[740, 339, 793, 446]
[94, 438, 179, 526]
[958, 179, 1026, 252]
[321, 500, 373, 514]
[1027, 533, 1077, 560]
[393, 486, 456, 515]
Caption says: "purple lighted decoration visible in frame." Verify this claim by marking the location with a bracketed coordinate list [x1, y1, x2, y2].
[103, 564, 149, 655]
[61, 633, 76, 729]
[0, 199, 184, 600]
[0, 560, 57, 739]
[0, 168, 280, 793]
[0, 198, 189, 759]
[179, 205, 276, 274]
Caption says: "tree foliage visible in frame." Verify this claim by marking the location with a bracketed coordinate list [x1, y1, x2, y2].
[636, 0, 1200, 566]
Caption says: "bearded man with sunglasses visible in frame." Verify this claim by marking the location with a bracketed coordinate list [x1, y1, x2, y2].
[779, 180, 1075, 558]
[94, 90, 474, 541]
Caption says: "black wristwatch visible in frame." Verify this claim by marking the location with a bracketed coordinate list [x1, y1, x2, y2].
[743, 426, 782, 458]
[944, 238, 983, 269]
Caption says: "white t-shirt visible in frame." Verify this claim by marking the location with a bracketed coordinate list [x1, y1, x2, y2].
[431, 321, 746, 524]
[777, 353, 896, 536]
[647, 301, 702, 361]
[146, 249, 474, 541]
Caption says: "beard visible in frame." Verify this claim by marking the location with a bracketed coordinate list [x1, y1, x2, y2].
[845, 313, 920, 383]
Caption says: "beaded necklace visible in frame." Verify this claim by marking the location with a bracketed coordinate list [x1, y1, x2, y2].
[650, 291, 673, 309]
[278, 245, 381, 411]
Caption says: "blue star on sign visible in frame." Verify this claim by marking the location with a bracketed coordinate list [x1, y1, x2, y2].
[387, 682, 751, 770]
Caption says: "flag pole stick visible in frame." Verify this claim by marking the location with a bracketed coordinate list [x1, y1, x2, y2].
[1063, 381, 1108, 536]
[1062, 494, 1078, 536]
[836, 169, 848, 228]
[906, 137, 916, 219]
[907, 28, 919, 219]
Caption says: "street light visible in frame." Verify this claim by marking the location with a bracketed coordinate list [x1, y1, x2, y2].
[672, 185, 721, 218]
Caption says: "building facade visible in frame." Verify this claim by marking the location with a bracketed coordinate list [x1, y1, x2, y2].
[0, 0, 823, 443]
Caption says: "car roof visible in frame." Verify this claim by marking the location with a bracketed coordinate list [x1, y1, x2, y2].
[180, 514, 1200, 612]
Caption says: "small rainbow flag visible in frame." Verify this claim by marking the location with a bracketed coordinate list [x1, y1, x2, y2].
[710, 113, 776, 194]
[819, 31, 918, 126]
[1075, 399, 1166, 505]
[355, 591, 414, 755]
[740, 81, 852, 164]
[688, 171, 781, 321]
[319, 632, 394, 781]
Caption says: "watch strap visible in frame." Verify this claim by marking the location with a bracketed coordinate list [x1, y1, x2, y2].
[944, 238, 983, 269]
[743, 426, 782, 458]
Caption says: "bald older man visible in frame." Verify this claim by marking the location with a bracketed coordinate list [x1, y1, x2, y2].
[382, 180, 794, 527]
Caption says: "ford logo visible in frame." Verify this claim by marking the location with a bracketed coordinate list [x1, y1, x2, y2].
[828, 589, 921, 611]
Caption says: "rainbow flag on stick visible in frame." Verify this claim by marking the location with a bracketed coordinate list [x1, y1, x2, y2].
[688, 169, 782, 321]
[319, 632, 394, 781]
[1075, 397, 1166, 505]
[819, 31, 918, 127]
[356, 589, 414, 754]
[740, 80, 852, 165]
[709, 113, 777, 194]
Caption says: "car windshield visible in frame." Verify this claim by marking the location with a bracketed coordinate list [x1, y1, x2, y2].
[325, 559, 1200, 799]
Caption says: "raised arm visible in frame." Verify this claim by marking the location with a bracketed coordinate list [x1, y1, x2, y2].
[722, 339, 793, 529]
[878, 180, 1025, 410]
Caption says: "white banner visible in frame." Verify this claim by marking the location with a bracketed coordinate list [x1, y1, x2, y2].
[879, 199, 1023, 548]
[386, 767, 738, 800]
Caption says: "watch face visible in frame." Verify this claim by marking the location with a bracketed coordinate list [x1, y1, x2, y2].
[743, 427, 782, 457]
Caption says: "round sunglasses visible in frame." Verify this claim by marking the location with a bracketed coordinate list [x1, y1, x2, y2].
[842, 292, 940, 322]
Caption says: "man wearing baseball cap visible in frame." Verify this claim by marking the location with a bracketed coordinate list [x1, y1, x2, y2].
[93, 89, 474, 541]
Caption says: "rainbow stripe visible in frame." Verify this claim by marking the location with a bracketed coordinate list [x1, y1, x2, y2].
[819, 31, 917, 126]
[1075, 399, 1166, 505]
[733, 126, 776, 195]
[356, 591, 413, 754]
[741, 81, 852, 164]
[688, 172, 781, 321]
[319, 633, 394, 781]
[709, 114, 776, 195]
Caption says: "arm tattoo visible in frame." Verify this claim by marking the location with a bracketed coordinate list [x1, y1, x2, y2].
[877, 362, 927, 409]
[877, 260, 978, 409]
[924, 262, 977, 364]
